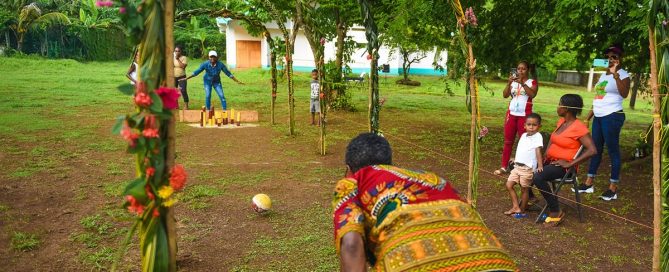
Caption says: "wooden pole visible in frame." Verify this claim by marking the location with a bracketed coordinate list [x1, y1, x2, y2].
[466, 43, 477, 204]
[648, 24, 661, 272]
[163, 0, 178, 271]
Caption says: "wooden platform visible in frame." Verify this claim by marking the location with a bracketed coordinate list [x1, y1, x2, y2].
[178, 109, 259, 123]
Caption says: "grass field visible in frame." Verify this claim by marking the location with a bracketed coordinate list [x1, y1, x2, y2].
[0, 56, 656, 271]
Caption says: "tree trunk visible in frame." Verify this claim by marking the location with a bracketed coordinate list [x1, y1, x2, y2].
[286, 37, 295, 135]
[265, 32, 278, 125]
[630, 73, 640, 110]
[17, 33, 24, 52]
[5, 31, 10, 49]
[334, 9, 346, 100]
[648, 24, 662, 272]
[402, 50, 410, 82]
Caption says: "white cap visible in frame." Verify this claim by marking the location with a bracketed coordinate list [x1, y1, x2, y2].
[208, 50, 217, 57]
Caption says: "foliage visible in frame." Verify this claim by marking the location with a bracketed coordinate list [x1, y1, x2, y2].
[174, 16, 221, 59]
[11, 231, 40, 251]
[16, 2, 71, 52]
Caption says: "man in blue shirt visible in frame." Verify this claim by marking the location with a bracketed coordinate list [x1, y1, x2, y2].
[180, 50, 243, 110]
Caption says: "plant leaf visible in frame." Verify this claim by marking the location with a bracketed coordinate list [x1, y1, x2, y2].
[117, 83, 135, 96]
[111, 115, 126, 135]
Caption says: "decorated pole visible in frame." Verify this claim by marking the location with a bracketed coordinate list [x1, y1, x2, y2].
[450, 1, 480, 206]
[648, 5, 662, 270]
[163, 0, 178, 270]
[358, 0, 381, 134]
[108, 0, 188, 271]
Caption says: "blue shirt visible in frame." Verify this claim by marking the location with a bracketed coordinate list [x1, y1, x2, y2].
[191, 60, 233, 83]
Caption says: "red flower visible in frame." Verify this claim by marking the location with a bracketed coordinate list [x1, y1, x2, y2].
[366, 54, 372, 60]
[121, 122, 139, 147]
[142, 115, 160, 138]
[152, 208, 160, 218]
[125, 195, 145, 215]
[134, 92, 152, 108]
[146, 167, 155, 177]
[119, 7, 126, 14]
[320, 37, 326, 45]
[156, 87, 181, 110]
[169, 164, 187, 191]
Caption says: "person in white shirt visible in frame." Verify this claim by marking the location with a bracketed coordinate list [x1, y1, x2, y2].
[577, 44, 630, 202]
[495, 61, 539, 175]
[504, 113, 543, 218]
[309, 69, 321, 126]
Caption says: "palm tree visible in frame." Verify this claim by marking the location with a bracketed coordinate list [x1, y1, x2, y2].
[16, 2, 70, 52]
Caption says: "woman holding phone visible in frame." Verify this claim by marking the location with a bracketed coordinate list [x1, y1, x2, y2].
[574, 44, 630, 201]
[495, 61, 539, 175]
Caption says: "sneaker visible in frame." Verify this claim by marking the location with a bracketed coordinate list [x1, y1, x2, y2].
[599, 189, 618, 201]
[572, 184, 594, 193]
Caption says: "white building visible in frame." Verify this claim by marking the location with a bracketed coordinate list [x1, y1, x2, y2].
[219, 18, 447, 76]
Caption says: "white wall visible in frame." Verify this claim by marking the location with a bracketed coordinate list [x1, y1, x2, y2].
[225, 20, 448, 75]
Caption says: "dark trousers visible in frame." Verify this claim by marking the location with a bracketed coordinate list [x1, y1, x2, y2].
[175, 76, 189, 103]
[533, 164, 567, 213]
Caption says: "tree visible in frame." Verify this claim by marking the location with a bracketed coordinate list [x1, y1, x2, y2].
[16, 2, 70, 52]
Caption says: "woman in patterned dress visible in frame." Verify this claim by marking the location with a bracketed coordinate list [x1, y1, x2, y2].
[334, 133, 517, 271]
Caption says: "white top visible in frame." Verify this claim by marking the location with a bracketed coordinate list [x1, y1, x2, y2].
[508, 79, 536, 116]
[310, 79, 320, 99]
[514, 132, 544, 170]
[593, 69, 628, 117]
[129, 62, 138, 85]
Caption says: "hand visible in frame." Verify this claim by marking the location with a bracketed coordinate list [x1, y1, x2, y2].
[608, 60, 619, 75]
[536, 166, 543, 173]
[507, 75, 515, 84]
[550, 160, 571, 168]
[178, 77, 187, 82]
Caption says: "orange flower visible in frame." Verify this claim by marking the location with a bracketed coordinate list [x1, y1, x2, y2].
[169, 164, 187, 191]
[134, 92, 152, 108]
[145, 185, 155, 200]
[146, 167, 155, 177]
[125, 195, 145, 215]
[142, 128, 159, 138]
[120, 122, 139, 147]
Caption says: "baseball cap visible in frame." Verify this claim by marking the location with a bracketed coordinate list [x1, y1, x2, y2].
[208, 50, 218, 57]
[603, 44, 624, 56]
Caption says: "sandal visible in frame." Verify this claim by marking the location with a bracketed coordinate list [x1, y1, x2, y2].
[512, 213, 528, 219]
[543, 211, 565, 227]
[494, 167, 509, 175]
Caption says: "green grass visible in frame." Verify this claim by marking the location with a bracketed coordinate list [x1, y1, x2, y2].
[0, 57, 655, 271]
[11, 232, 40, 251]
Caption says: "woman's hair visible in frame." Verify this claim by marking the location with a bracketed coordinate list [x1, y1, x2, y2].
[518, 60, 537, 80]
[345, 133, 392, 173]
[559, 94, 583, 116]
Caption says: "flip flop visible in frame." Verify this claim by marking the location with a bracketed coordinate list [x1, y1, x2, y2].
[494, 168, 509, 175]
[543, 211, 565, 227]
[512, 213, 528, 219]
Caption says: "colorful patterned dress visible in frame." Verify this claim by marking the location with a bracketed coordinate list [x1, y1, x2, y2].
[333, 165, 517, 272]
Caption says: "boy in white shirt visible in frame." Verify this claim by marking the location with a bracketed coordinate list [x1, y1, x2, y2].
[309, 69, 321, 126]
[504, 113, 543, 218]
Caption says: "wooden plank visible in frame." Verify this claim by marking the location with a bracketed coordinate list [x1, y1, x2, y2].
[179, 109, 259, 123]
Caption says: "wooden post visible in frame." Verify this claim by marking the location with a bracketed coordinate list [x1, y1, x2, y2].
[648, 25, 661, 272]
[587, 67, 594, 92]
[163, 0, 178, 271]
[466, 44, 477, 204]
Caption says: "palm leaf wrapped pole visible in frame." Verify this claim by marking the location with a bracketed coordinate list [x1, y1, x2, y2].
[648, 1, 668, 270]
[358, 0, 381, 134]
[450, 0, 481, 206]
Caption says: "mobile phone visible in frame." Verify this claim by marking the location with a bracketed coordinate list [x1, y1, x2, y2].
[603, 60, 609, 66]
[510, 68, 518, 79]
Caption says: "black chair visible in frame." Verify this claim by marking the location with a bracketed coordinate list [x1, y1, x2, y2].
[535, 146, 585, 223]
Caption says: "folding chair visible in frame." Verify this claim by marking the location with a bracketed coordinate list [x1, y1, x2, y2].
[535, 146, 585, 223]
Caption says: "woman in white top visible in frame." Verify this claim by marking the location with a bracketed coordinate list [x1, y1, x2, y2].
[495, 61, 539, 175]
[576, 44, 630, 201]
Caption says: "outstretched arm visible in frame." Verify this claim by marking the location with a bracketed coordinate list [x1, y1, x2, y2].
[340, 232, 366, 272]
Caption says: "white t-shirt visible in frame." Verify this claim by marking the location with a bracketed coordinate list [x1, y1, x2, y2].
[508, 79, 536, 116]
[593, 69, 629, 117]
[310, 79, 320, 99]
[514, 132, 544, 170]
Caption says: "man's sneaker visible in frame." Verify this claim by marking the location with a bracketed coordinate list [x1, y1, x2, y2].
[572, 184, 594, 193]
[599, 189, 618, 201]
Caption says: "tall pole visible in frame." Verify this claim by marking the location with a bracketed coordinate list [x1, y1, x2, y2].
[648, 24, 661, 272]
[466, 44, 478, 205]
[163, 0, 178, 270]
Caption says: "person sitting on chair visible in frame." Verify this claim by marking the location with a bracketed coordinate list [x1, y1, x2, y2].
[533, 94, 596, 227]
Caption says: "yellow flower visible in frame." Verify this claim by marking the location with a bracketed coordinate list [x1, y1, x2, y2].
[157, 186, 174, 199]
[162, 198, 178, 207]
